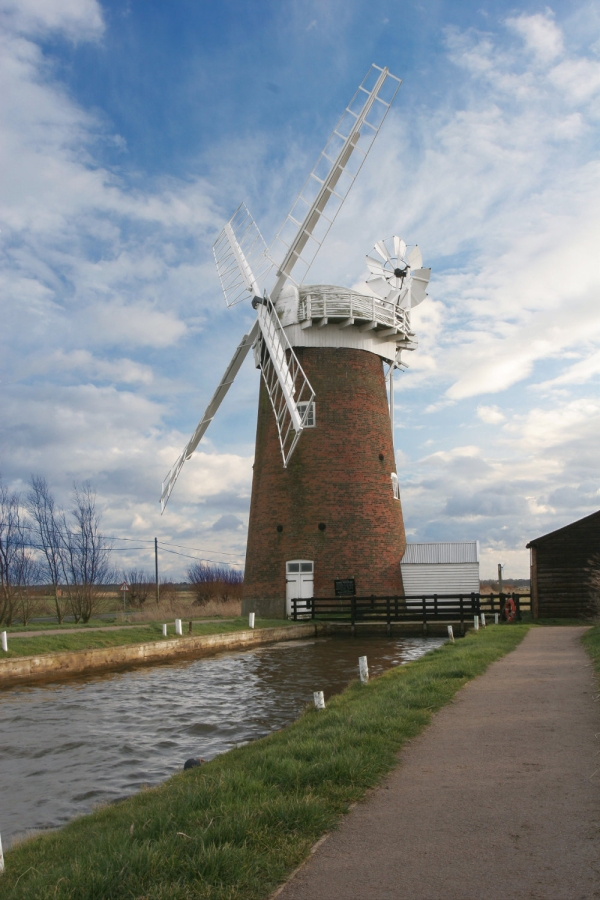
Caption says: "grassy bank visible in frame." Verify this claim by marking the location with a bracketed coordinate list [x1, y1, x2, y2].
[2, 624, 530, 899]
[581, 623, 600, 674]
[1, 618, 288, 658]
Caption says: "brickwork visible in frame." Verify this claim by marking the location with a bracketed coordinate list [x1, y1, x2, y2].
[243, 347, 406, 617]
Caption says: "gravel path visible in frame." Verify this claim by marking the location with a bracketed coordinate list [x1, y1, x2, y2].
[277, 626, 600, 900]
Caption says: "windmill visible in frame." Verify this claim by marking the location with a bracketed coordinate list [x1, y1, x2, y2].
[161, 65, 431, 618]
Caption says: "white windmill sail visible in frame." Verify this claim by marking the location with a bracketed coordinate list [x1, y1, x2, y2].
[215, 205, 316, 468]
[269, 64, 402, 299]
[160, 324, 258, 511]
[161, 64, 402, 511]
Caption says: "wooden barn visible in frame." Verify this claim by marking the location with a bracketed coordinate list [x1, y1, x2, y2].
[526, 510, 600, 618]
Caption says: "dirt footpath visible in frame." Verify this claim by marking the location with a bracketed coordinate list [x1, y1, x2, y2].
[277, 627, 600, 900]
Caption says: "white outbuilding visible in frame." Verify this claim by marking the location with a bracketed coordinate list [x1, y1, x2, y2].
[400, 542, 480, 597]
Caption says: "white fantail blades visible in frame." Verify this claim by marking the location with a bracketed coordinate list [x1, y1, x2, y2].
[366, 255, 387, 276]
[393, 235, 407, 259]
[374, 240, 391, 263]
[365, 237, 430, 310]
[408, 268, 431, 307]
[407, 245, 422, 270]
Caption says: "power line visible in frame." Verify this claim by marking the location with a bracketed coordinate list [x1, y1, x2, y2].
[158, 546, 243, 567]
[157, 540, 240, 556]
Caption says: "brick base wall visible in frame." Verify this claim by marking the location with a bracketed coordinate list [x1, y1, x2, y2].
[242, 347, 406, 617]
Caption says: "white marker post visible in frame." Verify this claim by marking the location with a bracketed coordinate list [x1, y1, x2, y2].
[494, 613, 499, 625]
[162, 624, 167, 637]
[1, 632, 7, 653]
[175, 619, 182, 636]
[447, 625, 455, 643]
[0, 832, 4, 873]
[358, 656, 369, 683]
[473, 616, 480, 631]
[249, 612, 255, 629]
[313, 691, 325, 710]
[480, 613, 486, 627]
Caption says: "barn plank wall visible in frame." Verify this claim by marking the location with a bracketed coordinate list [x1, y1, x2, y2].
[528, 510, 600, 618]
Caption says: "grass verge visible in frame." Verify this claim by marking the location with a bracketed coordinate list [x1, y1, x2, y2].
[3, 624, 530, 899]
[0, 618, 289, 658]
[581, 623, 600, 675]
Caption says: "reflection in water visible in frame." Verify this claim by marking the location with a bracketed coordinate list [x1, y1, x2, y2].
[0, 635, 444, 845]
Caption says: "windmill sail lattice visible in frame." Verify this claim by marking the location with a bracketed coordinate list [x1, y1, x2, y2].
[254, 301, 315, 466]
[269, 65, 402, 298]
[213, 203, 274, 307]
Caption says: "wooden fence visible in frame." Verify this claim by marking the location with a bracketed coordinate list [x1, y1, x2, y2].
[291, 592, 532, 632]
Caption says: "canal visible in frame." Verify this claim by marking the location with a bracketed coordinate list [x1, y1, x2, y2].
[0, 634, 444, 847]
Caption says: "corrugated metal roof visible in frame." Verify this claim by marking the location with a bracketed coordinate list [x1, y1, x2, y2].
[401, 542, 479, 564]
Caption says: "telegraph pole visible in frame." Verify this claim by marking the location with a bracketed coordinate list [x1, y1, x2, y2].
[155, 537, 160, 606]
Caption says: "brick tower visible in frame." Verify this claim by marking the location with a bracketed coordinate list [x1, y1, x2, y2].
[242, 283, 415, 618]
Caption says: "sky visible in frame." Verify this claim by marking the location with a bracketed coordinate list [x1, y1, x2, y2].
[1, 0, 599, 580]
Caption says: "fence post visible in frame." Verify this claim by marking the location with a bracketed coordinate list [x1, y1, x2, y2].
[515, 592, 522, 622]
[459, 596, 465, 636]
[433, 593, 438, 619]
[422, 596, 427, 636]
[351, 594, 356, 634]
[311, 598, 315, 620]
[293, 599, 297, 622]
[386, 596, 391, 636]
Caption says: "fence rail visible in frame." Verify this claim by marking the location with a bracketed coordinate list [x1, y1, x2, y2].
[291, 592, 531, 632]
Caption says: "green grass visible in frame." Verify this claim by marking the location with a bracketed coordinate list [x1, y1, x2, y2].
[0, 618, 290, 658]
[581, 623, 600, 675]
[3, 623, 530, 899]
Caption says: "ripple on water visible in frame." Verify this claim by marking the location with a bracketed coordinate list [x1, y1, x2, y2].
[0, 634, 444, 846]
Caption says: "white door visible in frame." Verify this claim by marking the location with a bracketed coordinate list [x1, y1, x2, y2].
[286, 561, 314, 617]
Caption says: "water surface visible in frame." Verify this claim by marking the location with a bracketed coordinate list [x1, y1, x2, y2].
[0, 635, 444, 846]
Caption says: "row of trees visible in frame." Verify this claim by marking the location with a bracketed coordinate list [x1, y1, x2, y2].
[0, 474, 245, 625]
[0, 476, 112, 625]
[187, 563, 244, 605]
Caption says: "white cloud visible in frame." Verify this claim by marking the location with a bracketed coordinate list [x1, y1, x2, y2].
[0, 0, 104, 41]
[477, 405, 506, 425]
[84, 303, 187, 349]
[507, 12, 564, 63]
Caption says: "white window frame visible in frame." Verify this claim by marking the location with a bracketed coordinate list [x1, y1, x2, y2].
[286, 560, 314, 573]
[391, 472, 400, 500]
[297, 401, 316, 428]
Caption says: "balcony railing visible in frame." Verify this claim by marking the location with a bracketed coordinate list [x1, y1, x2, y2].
[298, 285, 412, 336]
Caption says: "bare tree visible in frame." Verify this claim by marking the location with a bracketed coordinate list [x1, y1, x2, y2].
[26, 475, 67, 623]
[187, 562, 243, 606]
[15, 558, 45, 625]
[0, 480, 30, 626]
[62, 483, 113, 623]
[124, 569, 152, 607]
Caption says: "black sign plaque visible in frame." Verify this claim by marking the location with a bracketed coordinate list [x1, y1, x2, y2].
[334, 578, 356, 597]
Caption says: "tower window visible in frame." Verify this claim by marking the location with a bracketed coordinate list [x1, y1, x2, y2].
[297, 401, 316, 427]
[391, 473, 400, 500]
